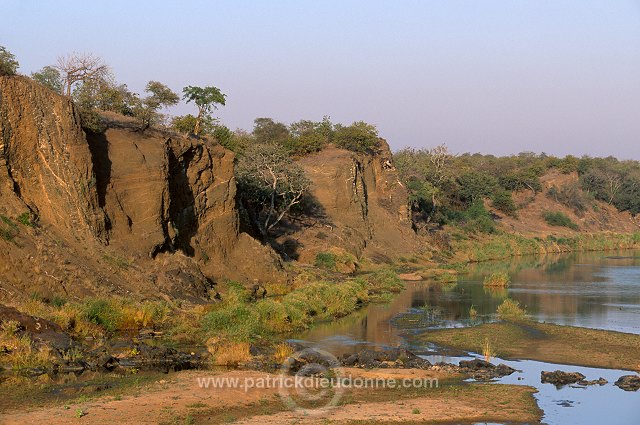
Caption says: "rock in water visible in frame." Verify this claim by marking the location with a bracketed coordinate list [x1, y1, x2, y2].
[541, 370, 586, 387]
[615, 375, 640, 391]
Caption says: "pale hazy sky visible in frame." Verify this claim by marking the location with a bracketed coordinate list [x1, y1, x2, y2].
[2, 1, 640, 158]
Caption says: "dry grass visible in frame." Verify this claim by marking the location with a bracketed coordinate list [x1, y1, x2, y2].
[207, 340, 252, 366]
[469, 305, 478, 319]
[272, 343, 294, 364]
[0, 321, 55, 370]
[483, 272, 511, 288]
[481, 337, 496, 362]
[496, 299, 527, 321]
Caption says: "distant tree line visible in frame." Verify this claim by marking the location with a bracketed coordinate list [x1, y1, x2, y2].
[396, 147, 640, 234]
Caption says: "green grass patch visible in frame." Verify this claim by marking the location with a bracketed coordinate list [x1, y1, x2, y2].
[202, 268, 403, 342]
[542, 211, 579, 230]
[483, 272, 510, 288]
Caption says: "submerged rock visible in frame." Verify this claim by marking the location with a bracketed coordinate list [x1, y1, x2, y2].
[541, 370, 586, 387]
[615, 375, 640, 391]
[576, 378, 608, 387]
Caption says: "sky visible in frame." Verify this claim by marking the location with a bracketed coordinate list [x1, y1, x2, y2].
[1, 0, 640, 158]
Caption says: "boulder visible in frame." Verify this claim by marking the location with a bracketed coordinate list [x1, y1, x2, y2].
[541, 370, 586, 387]
[615, 375, 640, 391]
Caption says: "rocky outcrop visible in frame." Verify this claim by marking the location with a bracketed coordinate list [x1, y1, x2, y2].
[91, 122, 283, 284]
[0, 77, 283, 302]
[0, 76, 105, 239]
[278, 143, 419, 265]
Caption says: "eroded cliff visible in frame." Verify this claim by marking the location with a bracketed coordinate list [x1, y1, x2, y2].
[274, 143, 420, 266]
[0, 76, 282, 303]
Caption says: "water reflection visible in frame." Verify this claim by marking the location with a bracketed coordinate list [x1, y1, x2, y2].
[297, 250, 640, 354]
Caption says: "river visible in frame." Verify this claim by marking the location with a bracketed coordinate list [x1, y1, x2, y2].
[293, 250, 640, 425]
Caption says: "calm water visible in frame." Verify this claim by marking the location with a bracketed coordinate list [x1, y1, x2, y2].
[294, 250, 640, 425]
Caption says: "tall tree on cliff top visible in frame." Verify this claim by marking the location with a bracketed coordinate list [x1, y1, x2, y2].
[182, 85, 226, 136]
[56, 52, 109, 96]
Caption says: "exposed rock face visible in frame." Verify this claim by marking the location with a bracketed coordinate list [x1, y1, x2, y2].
[0, 76, 105, 238]
[90, 123, 283, 284]
[0, 77, 283, 302]
[280, 143, 418, 264]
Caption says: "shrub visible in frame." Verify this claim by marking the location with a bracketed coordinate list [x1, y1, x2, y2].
[365, 268, 404, 295]
[83, 299, 123, 333]
[542, 211, 579, 230]
[498, 171, 542, 193]
[78, 108, 107, 134]
[315, 252, 337, 270]
[282, 132, 328, 156]
[0, 46, 19, 76]
[491, 190, 517, 217]
[496, 299, 527, 321]
[17, 212, 33, 227]
[0, 215, 18, 241]
[456, 201, 496, 234]
[333, 121, 379, 153]
[546, 183, 592, 214]
[483, 272, 510, 288]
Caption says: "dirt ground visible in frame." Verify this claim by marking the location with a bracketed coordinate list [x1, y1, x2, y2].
[1, 368, 541, 425]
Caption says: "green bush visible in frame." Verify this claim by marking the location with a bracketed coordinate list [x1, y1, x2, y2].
[456, 173, 498, 205]
[457, 201, 496, 234]
[83, 299, 123, 333]
[78, 108, 107, 134]
[0, 215, 18, 241]
[498, 171, 542, 193]
[17, 212, 33, 227]
[491, 190, 517, 217]
[0, 46, 19, 76]
[315, 252, 337, 270]
[542, 211, 579, 230]
[497, 299, 527, 321]
[333, 121, 379, 153]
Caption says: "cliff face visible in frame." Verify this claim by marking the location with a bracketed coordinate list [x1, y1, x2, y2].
[0, 76, 106, 239]
[278, 143, 419, 265]
[90, 122, 282, 283]
[0, 77, 282, 304]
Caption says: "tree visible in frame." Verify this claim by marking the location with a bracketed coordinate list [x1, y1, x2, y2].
[182, 85, 226, 136]
[0, 46, 19, 76]
[236, 144, 311, 237]
[134, 81, 179, 128]
[56, 52, 109, 96]
[31, 66, 63, 92]
[253, 117, 289, 144]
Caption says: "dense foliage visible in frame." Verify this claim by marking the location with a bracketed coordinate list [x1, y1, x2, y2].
[395, 147, 640, 233]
